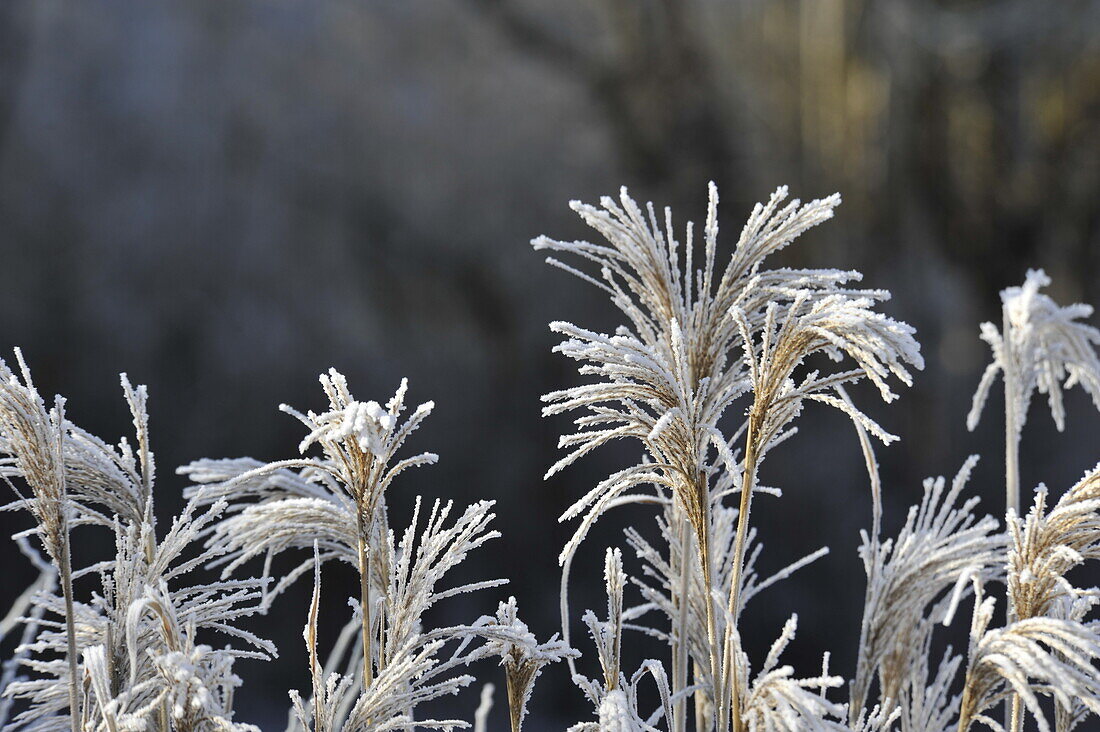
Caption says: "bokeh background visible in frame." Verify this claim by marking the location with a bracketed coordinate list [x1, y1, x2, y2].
[2, 1, 1100, 729]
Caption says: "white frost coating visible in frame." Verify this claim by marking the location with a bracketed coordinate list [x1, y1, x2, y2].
[734, 615, 847, 731]
[476, 597, 577, 731]
[181, 370, 535, 731]
[850, 455, 1003, 718]
[180, 372, 440, 604]
[1008, 465, 1100, 623]
[729, 285, 925, 450]
[0, 356, 271, 732]
[570, 549, 675, 731]
[969, 269, 1100, 435]
[535, 184, 871, 568]
[598, 690, 641, 732]
[300, 399, 396, 455]
[284, 495, 513, 731]
[472, 683, 494, 732]
[967, 268, 1100, 514]
[538, 183, 922, 731]
[958, 580, 1100, 732]
[625, 499, 829, 705]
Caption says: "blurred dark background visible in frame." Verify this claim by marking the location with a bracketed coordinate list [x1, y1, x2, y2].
[1, 1, 1099, 729]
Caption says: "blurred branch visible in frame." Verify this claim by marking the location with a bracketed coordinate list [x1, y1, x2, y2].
[461, 0, 601, 79]
[880, 0, 1100, 57]
[462, 0, 741, 197]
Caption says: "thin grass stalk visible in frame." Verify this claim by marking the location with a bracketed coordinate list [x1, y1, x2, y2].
[842, 385, 883, 546]
[694, 662, 707, 730]
[473, 684, 494, 732]
[721, 416, 761, 732]
[672, 510, 690, 732]
[308, 547, 323, 732]
[693, 471, 722, 732]
[43, 413, 81, 732]
[845, 384, 883, 721]
[376, 592, 386, 676]
[700, 533, 720, 731]
[357, 531, 373, 690]
[57, 518, 80, 732]
[1001, 308, 1022, 731]
[1003, 307, 1020, 516]
[1009, 695, 1023, 732]
[957, 697, 972, 732]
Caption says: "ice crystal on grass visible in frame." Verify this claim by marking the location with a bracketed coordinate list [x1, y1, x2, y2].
[724, 275, 921, 727]
[181, 373, 441, 693]
[729, 286, 922, 453]
[184, 370, 570, 730]
[968, 269, 1100, 514]
[536, 184, 852, 566]
[180, 375, 435, 601]
[569, 549, 674, 732]
[478, 597, 577, 732]
[0, 366, 156, 532]
[1008, 465, 1100, 622]
[851, 456, 1003, 717]
[0, 351, 82, 727]
[5, 497, 273, 732]
[957, 581, 1100, 732]
[893, 623, 961, 732]
[733, 616, 847, 732]
[969, 269, 1100, 436]
[539, 183, 921, 731]
[276, 492, 512, 729]
[83, 643, 160, 732]
[624, 500, 828, 703]
[960, 268, 1100, 731]
[0, 356, 270, 732]
[0, 352, 73, 564]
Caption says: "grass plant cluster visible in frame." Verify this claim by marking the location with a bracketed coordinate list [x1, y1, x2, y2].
[1, 184, 1099, 731]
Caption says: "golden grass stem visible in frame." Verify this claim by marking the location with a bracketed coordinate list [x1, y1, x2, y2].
[57, 524, 80, 732]
[672, 514, 690, 732]
[1009, 694, 1023, 732]
[308, 550, 323, 732]
[357, 533, 373, 690]
[699, 522, 721, 732]
[723, 420, 760, 732]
